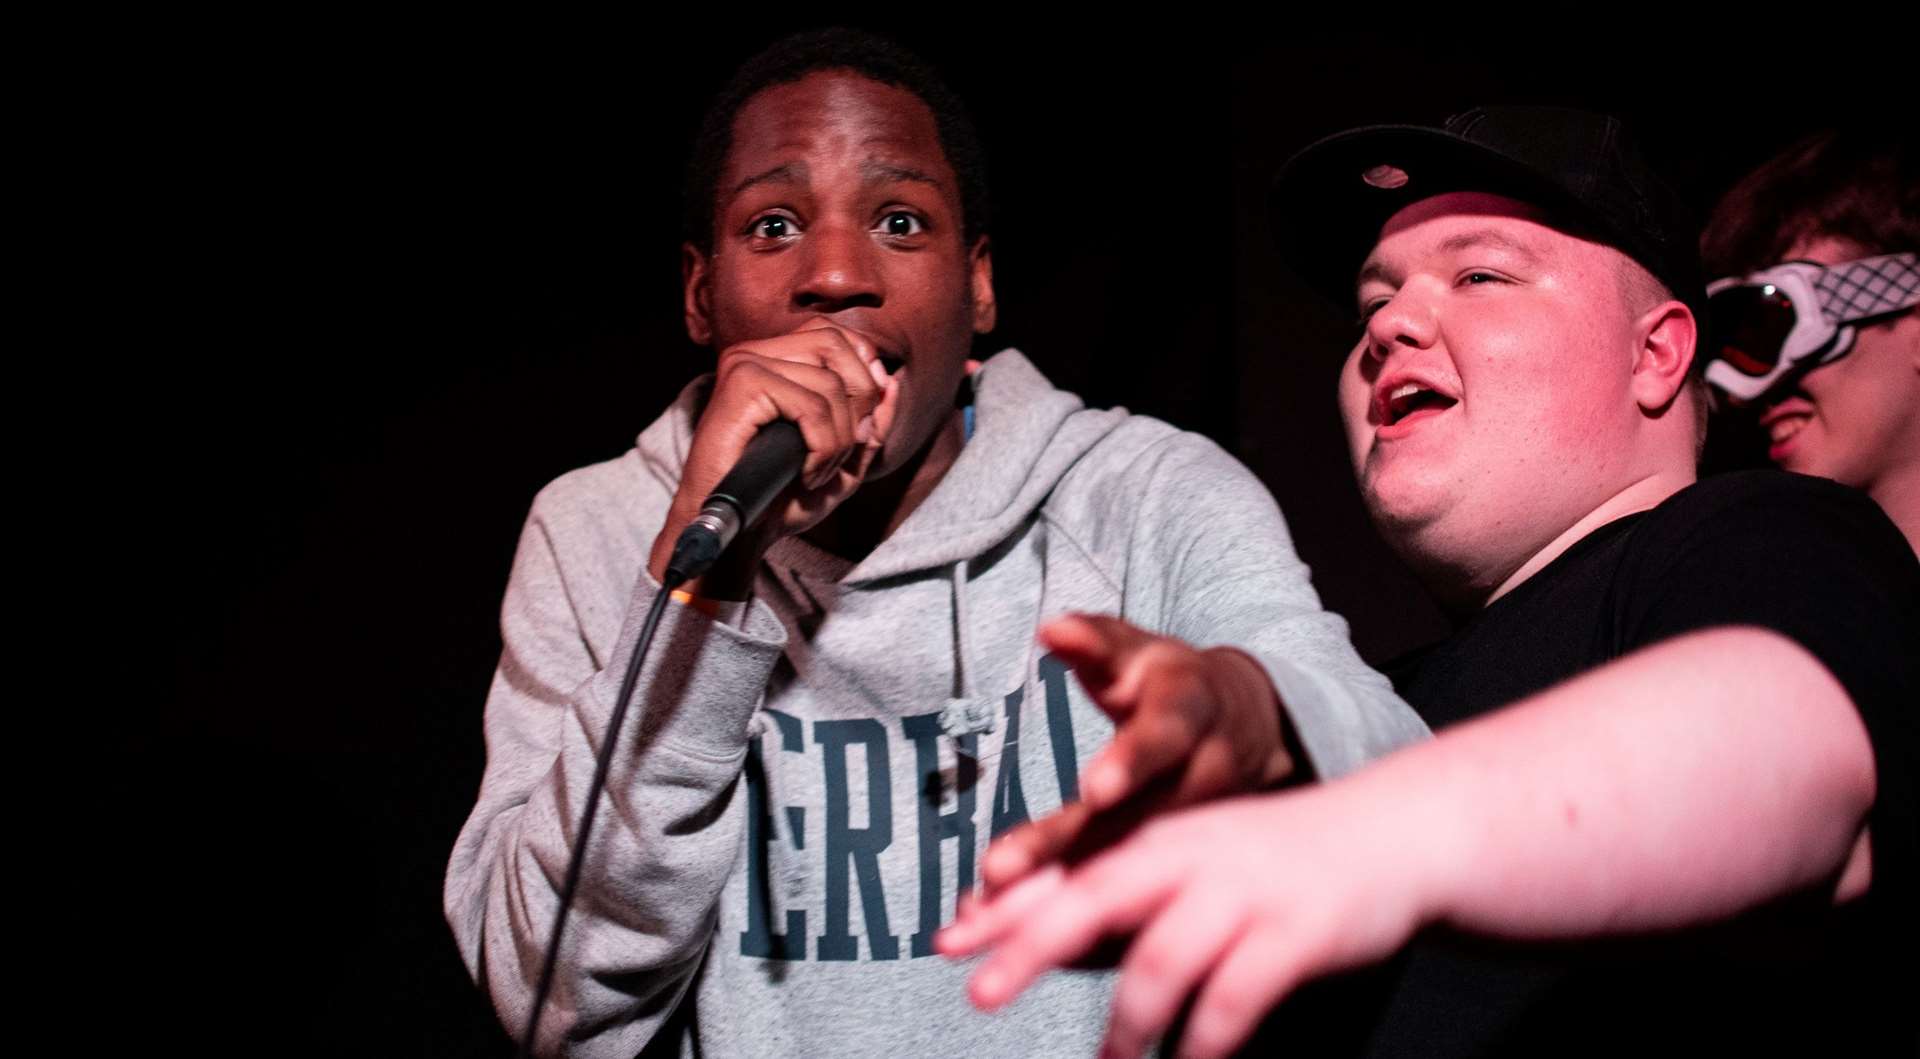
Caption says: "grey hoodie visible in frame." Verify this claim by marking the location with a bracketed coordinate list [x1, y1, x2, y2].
[445, 350, 1426, 1057]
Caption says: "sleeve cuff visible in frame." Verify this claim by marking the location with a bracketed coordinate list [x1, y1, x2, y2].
[1256, 654, 1431, 781]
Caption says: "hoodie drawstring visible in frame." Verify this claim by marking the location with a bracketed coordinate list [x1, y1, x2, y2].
[938, 557, 997, 737]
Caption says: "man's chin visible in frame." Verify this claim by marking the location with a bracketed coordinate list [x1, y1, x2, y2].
[874, 408, 969, 483]
[860, 441, 903, 483]
[856, 423, 920, 484]
[1367, 480, 1469, 552]
[1362, 467, 1451, 526]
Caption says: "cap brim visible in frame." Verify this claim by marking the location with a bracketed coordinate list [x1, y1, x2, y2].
[1269, 124, 1594, 317]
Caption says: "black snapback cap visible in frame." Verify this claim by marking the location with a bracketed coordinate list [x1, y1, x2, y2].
[1269, 106, 1705, 321]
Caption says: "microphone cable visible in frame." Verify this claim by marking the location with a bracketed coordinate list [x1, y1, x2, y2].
[517, 421, 803, 1056]
[518, 570, 680, 1059]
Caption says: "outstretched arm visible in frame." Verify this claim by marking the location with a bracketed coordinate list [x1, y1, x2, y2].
[941, 626, 1877, 1059]
[980, 434, 1427, 893]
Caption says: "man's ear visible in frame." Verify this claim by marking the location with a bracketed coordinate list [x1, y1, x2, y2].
[1631, 299, 1697, 413]
[683, 242, 714, 347]
[969, 235, 997, 334]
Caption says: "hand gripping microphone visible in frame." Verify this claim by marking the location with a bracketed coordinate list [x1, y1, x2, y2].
[663, 419, 807, 585]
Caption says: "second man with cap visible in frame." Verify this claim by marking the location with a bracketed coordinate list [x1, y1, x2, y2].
[941, 107, 1919, 1058]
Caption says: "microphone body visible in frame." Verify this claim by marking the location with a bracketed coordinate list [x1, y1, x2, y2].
[664, 420, 806, 585]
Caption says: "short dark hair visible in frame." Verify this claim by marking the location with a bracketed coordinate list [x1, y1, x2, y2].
[1700, 131, 1918, 277]
[683, 28, 991, 253]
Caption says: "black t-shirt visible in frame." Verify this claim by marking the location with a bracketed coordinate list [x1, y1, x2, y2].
[1361, 471, 1918, 1057]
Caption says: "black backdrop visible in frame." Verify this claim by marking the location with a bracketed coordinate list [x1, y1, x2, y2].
[125, 19, 1898, 1056]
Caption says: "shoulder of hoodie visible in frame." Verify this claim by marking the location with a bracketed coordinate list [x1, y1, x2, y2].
[974, 348, 1268, 523]
[1045, 410, 1254, 498]
[1040, 407, 1280, 568]
[517, 447, 671, 579]
[515, 379, 701, 570]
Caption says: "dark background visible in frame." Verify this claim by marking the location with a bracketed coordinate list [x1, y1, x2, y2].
[121, 19, 1899, 1057]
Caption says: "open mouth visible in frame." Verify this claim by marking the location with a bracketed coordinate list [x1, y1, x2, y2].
[877, 353, 905, 376]
[1381, 382, 1457, 427]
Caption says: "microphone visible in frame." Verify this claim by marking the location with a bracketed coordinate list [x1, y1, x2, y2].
[664, 419, 806, 585]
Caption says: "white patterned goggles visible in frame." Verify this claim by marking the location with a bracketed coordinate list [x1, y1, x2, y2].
[1703, 252, 1919, 402]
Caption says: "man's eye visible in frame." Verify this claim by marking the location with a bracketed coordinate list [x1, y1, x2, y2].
[1459, 270, 1503, 286]
[1358, 298, 1390, 324]
[750, 215, 798, 239]
[877, 211, 925, 237]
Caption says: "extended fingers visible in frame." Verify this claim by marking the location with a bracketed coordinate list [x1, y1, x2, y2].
[1085, 638, 1259, 808]
[1172, 923, 1315, 1059]
[963, 847, 1178, 1012]
[936, 862, 1068, 957]
[1082, 682, 1205, 808]
[1042, 621, 1278, 814]
[1038, 614, 1156, 702]
[980, 800, 1094, 894]
[1100, 888, 1246, 1059]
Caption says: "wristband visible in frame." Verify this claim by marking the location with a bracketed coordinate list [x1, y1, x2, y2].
[669, 586, 749, 627]
[669, 587, 722, 617]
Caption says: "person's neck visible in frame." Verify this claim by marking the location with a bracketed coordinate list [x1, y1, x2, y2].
[802, 411, 967, 563]
[1491, 469, 1695, 604]
[1419, 468, 1696, 618]
[1868, 460, 1920, 556]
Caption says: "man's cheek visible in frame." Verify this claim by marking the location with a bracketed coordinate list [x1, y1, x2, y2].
[1562, 368, 1630, 437]
[1342, 418, 1370, 476]
[711, 271, 787, 333]
[1338, 389, 1372, 467]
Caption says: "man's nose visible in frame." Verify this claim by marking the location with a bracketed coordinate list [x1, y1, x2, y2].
[792, 222, 883, 313]
[1362, 281, 1439, 364]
